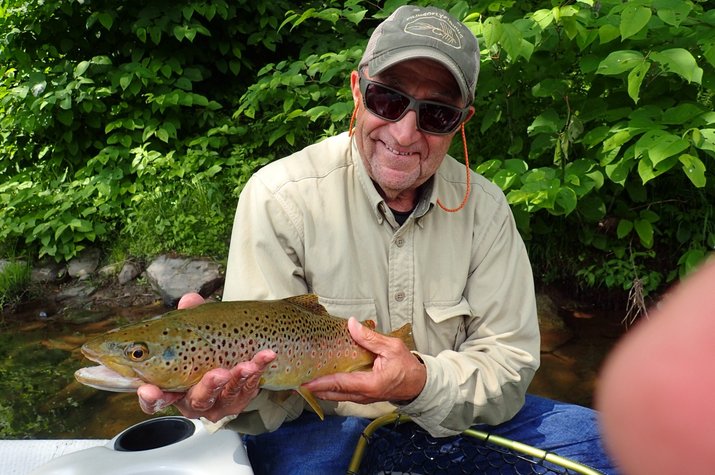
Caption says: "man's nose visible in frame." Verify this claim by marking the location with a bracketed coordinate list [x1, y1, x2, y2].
[389, 108, 421, 144]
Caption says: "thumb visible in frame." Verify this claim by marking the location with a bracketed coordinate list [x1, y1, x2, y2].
[178, 292, 205, 309]
[347, 317, 387, 352]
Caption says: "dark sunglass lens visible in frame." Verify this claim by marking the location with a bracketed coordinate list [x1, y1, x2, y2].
[419, 104, 462, 133]
[365, 84, 410, 121]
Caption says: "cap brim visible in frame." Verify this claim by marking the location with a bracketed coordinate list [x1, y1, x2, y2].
[368, 46, 471, 104]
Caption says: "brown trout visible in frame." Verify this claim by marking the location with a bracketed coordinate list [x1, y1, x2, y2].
[75, 295, 412, 419]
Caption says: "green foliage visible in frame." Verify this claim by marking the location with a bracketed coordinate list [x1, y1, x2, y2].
[0, 0, 295, 261]
[120, 178, 242, 258]
[464, 0, 714, 292]
[0, 260, 31, 312]
[1, 0, 713, 296]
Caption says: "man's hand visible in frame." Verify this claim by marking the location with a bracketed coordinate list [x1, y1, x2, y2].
[302, 317, 426, 404]
[136, 293, 277, 422]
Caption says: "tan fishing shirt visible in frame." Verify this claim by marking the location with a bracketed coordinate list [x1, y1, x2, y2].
[223, 131, 540, 437]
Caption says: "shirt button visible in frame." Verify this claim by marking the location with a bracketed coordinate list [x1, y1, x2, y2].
[394, 291, 406, 302]
[395, 237, 405, 247]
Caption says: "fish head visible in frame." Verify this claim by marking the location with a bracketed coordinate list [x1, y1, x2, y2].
[76, 316, 200, 392]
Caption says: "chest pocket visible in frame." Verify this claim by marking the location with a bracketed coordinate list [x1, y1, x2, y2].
[317, 296, 379, 327]
[423, 298, 472, 353]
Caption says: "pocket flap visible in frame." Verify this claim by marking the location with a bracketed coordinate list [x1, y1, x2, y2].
[424, 297, 473, 323]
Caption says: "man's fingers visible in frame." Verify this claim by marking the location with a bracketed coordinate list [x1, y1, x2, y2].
[184, 368, 231, 410]
[223, 350, 276, 397]
[138, 350, 277, 420]
[137, 384, 184, 414]
[177, 292, 205, 309]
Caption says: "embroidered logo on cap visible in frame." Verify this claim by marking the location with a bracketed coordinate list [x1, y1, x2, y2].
[403, 12, 462, 49]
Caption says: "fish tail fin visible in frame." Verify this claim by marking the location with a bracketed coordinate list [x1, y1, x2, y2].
[297, 386, 325, 420]
[389, 323, 415, 351]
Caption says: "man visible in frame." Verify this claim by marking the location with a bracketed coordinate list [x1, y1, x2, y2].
[138, 6, 617, 474]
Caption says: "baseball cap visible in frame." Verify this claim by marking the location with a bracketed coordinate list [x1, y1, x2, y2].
[359, 6, 480, 105]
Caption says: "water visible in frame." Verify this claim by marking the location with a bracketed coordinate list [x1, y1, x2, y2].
[0, 300, 177, 439]
[0, 296, 625, 439]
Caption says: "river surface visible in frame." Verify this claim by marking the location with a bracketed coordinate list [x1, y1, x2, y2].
[0, 296, 626, 440]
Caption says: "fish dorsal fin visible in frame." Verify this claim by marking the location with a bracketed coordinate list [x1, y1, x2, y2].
[284, 294, 330, 316]
[389, 323, 416, 351]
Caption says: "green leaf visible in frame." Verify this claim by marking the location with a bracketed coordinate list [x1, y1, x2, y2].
[149, 26, 162, 45]
[650, 48, 703, 84]
[597, 50, 645, 75]
[174, 25, 186, 41]
[480, 107, 501, 133]
[655, 0, 692, 27]
[634, 219, 654, 248]
[620, 5, 651, 40]
[679, 154, 706, 188]
[555, 187, 577, 215]
[598, 24, 620, 44]
[703, 43, 715, 69]
[577, 195, 606, 222]
[637, 155, 679, 184]
[679, 249, 707, 276]
[136, 27, 147, 43]
[605, 156, 634, 185]
[693, 129, 715, 153]
[500, 23, 534, 61]
[531, 9, 553, 29]
[602, 129, 633, 153]
[74, 61, 91, 78]
[98, 12, 114, 31]
[635, 130, 689, 165]
[617, 219, 633, 239]
[627, 61, 650, 104]
[57, 110, 73, 126]
[527, 109, 561, 135]
[663, 103, 705, 125]
[119, 75, 132, 90]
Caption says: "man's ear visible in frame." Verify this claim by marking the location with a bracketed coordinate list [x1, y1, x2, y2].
[350, 70, 361, 106]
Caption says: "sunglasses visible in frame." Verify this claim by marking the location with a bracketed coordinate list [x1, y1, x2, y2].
[358, 73, 470, 135]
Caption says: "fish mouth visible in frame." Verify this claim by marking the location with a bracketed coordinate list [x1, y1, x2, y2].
[78, 342, 144, 391]
[81, 343, 140, 379]
[74, 365, 143, 392]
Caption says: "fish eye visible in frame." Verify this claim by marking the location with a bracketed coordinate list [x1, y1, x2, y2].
[125, 343, 150, 362]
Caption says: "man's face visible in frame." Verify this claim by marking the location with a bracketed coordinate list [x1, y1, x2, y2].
[350, 59, 474, 210]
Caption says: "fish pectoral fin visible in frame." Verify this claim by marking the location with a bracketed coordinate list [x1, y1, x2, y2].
[297, 386, 324, 421]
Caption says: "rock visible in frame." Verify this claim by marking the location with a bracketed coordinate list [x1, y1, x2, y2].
[145, 255, 224, 307]
[536, 293, 566, 330]
[32, 261, 67, 283]
[118, 261, 143, 285]
[57, 282, 97, 301]
[67, 248, 101, 280]
[536, 292, 573, 352]
[98, 263, 121, 279]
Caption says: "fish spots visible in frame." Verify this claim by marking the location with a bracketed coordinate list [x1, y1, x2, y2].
[84, 297, 376, 392]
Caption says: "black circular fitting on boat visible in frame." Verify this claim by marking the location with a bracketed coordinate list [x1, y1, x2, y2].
[114, 417, 196, 452]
